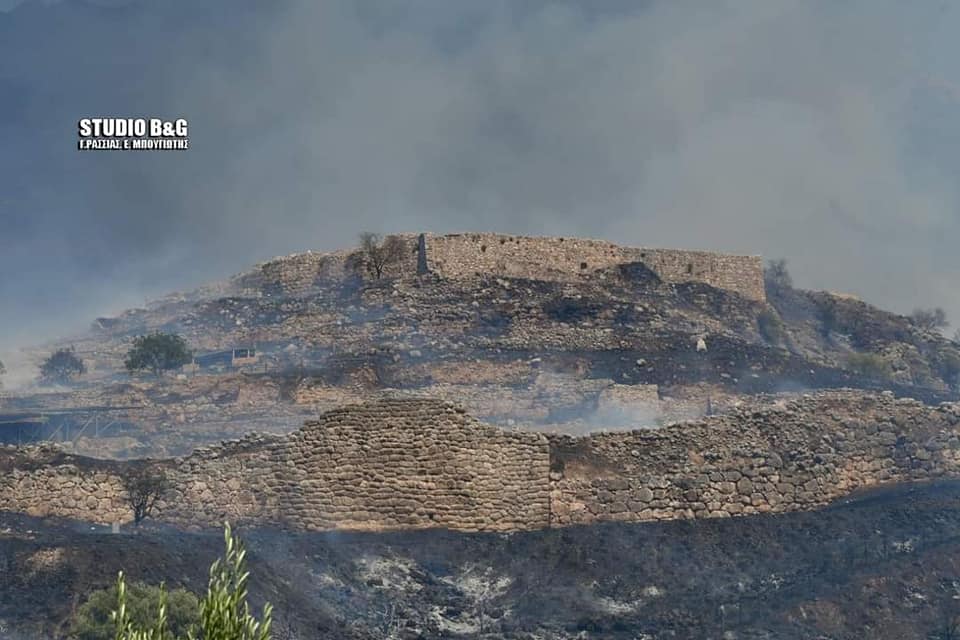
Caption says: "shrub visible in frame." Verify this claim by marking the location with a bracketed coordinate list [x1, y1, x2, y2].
[846, 352, 893, 381]
[39, 346, 86, 385]
[936, 351, 960, 390]
[109, 524, 273, 640]
[543, 296, 600, 323]
[757, 309, 785, 345]
[818, 302, 839, 340]
[72, 582, 199, 640]
[911, 307, 949, 332]
[125, 332, 193, 377]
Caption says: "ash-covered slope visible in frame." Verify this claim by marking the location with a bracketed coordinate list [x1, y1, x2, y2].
[5, 480, 960, 639]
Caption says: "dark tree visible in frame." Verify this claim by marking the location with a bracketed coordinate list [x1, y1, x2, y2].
[764, 259, 793, 295]
[124, 332, 193, 377]
[954, 329, 960, 344]
[122, 467, 169, 526]
[911, 307, 949, 332]
[38, 346, 87, 385]
[354, 232, 408, 279]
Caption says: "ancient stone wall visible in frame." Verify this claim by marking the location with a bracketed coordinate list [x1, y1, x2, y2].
[3, 392, 959, 533]
[234, 236, 420, 298]
[228, 233, 764, 301]
[0, 399, 551, 533]
[549, 392, 960, 525]
[421, 233, 766, 302]
[0, 447, 130, 523]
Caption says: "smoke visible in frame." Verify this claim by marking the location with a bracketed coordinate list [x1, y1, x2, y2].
[2, 0, 960, 360]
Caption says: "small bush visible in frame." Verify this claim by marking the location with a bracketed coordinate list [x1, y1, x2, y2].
[109, 524, 272, 640]
[543, 296, 600, 324]
[846, 352, 892, 381]
[818, 303, 839, 340]
[72, 582, 199, 640]
[936, 351, 960, 390]
[757, 309, 785, 345]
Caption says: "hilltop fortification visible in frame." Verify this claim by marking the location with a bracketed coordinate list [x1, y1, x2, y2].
[232, 233, 766, 302]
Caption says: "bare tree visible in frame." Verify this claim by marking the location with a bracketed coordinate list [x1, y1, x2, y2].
[122, 467, 170, 526]
[952, 328, 960, 344]
[354, 233, 408, 280]
[911, 307, 949, 332]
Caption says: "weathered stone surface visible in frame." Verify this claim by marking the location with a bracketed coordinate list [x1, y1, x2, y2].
[2, 391, 959, 533]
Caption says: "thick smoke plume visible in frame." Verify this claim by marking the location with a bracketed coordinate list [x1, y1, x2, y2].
[2, 0, 959, 361]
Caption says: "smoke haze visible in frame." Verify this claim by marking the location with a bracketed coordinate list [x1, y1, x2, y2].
[2, 0, 959, 361]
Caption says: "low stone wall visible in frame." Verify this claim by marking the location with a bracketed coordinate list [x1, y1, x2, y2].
[3, 392, 959, 533]
[0, 449, 130, 523]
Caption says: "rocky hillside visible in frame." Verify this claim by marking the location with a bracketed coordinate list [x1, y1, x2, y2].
[5, 480, 960, 639]
[3, 235, 957, 458]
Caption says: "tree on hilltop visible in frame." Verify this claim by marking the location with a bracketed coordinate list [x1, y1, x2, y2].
[911, 307, 949, 332]
[0, 358, 5, 388]
[124, 332, 193, 377]
[351, 232, 408, 280]
[38, 346, 86, 385]
[763, 259, 793, 296]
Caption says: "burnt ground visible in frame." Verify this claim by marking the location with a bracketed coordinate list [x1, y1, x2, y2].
[5, 481, 960, 639]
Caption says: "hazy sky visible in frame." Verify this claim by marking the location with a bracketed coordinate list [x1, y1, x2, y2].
[1, 0, 959, 359]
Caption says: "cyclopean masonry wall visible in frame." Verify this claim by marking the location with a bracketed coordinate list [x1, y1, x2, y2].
[3, 392, 959, 532]
[549, 391, 960, 524]
[228, 233, 765, 302]
[420, 233, 766, 302]
[0, 399, 552, 532]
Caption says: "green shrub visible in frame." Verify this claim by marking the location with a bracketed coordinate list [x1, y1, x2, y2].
[757, 309, 785, 345]
[72, 583, 198, 640]
[109, 524, 272, 640]
[846, 352, 893, 381]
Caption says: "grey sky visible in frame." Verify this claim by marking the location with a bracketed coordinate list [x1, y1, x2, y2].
[1, 0, 959, 362]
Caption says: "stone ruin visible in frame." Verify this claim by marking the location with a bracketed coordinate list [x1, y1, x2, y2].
[3, 391, 960, 533]
[233, 233, 766, 302]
